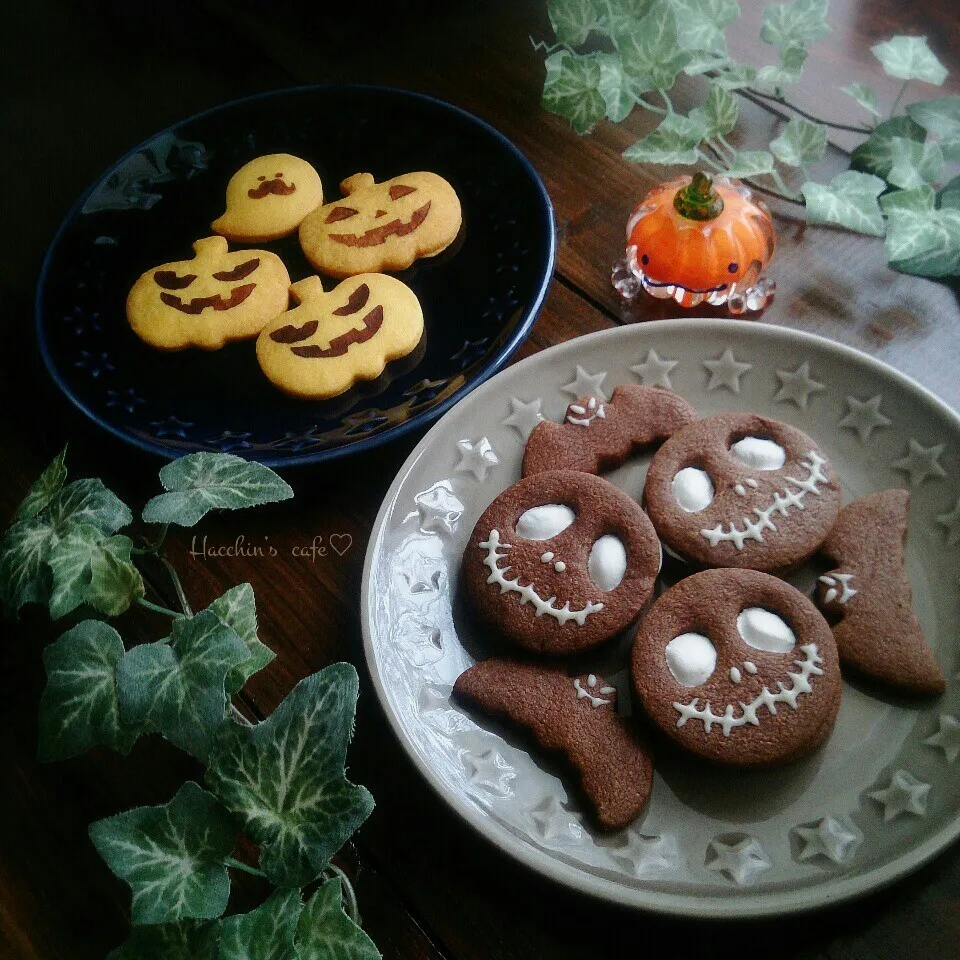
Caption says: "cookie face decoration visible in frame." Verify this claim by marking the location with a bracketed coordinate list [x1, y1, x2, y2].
[632, 569, 842, 767]
[299, 171, 462, 277]
[126, 236, 290, 350]
[523, 384, 697, 477]
[816, 489, 945, 695]
[212, 154, 323, 242]
[644, 413, 840, 572]
[462, 470, 661, 655]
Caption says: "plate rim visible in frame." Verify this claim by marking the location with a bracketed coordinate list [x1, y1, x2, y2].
[35, 83, 556, 467]
[361, 316, 960, 918]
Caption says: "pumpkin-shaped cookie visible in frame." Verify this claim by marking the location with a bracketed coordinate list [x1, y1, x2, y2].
[298, 172, 461, 277]
[126, 236, 291, 351]
[256, 274, 424, 399]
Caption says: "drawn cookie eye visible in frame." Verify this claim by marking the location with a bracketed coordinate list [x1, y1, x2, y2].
[588, 535, 627, 591]
[671, 466, 714, 512]
[665, 632, 717, 686]
[325, 206, 359, 223]
[213, 258, 260, 282]
[515, 504, 575, 540]
[730, 437, 786, 470]
[332, 283, 370, 316]
[737, 607, 796, 653]
[389, 184, 417, 200]
[153, 270, 196, 290]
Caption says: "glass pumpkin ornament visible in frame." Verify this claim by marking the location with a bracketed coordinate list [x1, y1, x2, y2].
[612, 172, 776, 314]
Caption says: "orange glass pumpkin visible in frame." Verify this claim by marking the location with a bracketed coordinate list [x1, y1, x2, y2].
[613, 173, 776, 313]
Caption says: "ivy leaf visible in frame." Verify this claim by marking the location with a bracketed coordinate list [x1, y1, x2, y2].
[47, 478, 132, 537]
[623, 125, 701, 165]
[872, 35, 947, 86]
[142, 453, 293, 528]
[690, 81, 739, 137]
[88, 535, 145, 617]
[802, 171, 887, 236]
[542, 51, 606, 134]
[755, 45, 807, 92]
[546, 0, 598, 46]
[664, 0, 740, 57]
[885, 206, 960, 277]
[89, 781, 236, 926]
[14, 446, 68, 522]
[206, 663, 375, 888]
[38, 620, 146, 762]
[48, 524, 105, 619]
[760, 0, 829, 50]
[593, 52, 655, 122]
[841, 83, 881, 118]
[940, 137, 960, 163]
[0, 518, 59, 616]
[614, 2, 690, 90]
[116, 609, 250, 760]
[724, 150, 776, 178]
[886, 137, 944, 190]
[880, 186, 936, 216]
[712, 64, 758, 90]
[683, 51, 732, 76]
[107, 921, 219, 960]
[850, 115, 927, 178]
[907, 95, 960, 139]
[939, 176, 960, 211]
[297, 879, 380, 960]
[770, 117, 827, 166]
[219, 888, 302, 960]
[206, 583, 275, 696]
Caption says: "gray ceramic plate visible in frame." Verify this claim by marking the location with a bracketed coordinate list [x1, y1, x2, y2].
[361, 319, 960, 917]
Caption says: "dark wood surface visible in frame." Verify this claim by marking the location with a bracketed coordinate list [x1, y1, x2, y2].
[3, 1, 960, 957]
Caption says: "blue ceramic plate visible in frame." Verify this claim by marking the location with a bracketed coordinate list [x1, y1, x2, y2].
[37, 85, 555, 466]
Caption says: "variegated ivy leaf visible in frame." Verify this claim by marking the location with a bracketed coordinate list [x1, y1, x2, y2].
[205, 583, 275, 696]
[885, 206, 960, 278]
[614, 2, 690, 90]
[683, 51, 732, 76]
[880, 186, 936, 216]
[142, 453, 293, 527]
[116, 609, 249, 760]
[907, 95, 960, 139]
[664, 0, 740, 57]
[89, 781, 236, 926]
[770, 117, 827, 167]
[724, 150, 775, 178]
[841, 83, 881, 118]
[595, 52, 655, 122]
[712, 64, 758, 90]
[206, 663, 375, 888]
[542, 51, 606, 134]
[760, 0, 829, 50]
[218, 888, 302, 960]
[47, 477, 132, 537]
[14, 446, 68, 521]
[107, 921, 219, 960]
[939, 176, 960, 211]
[48, 523, 105, 619]
[297, 879, 380, 960]
[660, 109, 712, 142]
[690, 81, 739, 137]
[38, 620, 146, 761]
[886, 137, 944, 190]
[850, 115, 927, 179]
[755, 45, 807, 92]
[89, 535, 145, 617]
[623, 125, 701, 165]
[801, 171, 886, 237]
[871, 35, 947, 86]
[941, 138, 960, 163]
[546, 0, 598, 46]
[0, 518, 59, 616]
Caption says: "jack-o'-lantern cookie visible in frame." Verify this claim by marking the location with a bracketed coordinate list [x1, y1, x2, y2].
[462, 470, 661, 655]
[453, 659, 653, 830]
[212, 154, 323, 242]
[256, 274, 423, 399]
[523, 384, 697, 477]
[126, 236, 290, 350]
[299, 171, 461, 277]
[644, 413, 841, 572]
[632, 568, 842, 767]
[815, 489, 945, 695]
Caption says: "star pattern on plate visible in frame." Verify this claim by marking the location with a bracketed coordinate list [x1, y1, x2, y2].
[462, 748, 516, 797]
[455, 437, 500, 482]
[892, 439, 947, 487]
[609, 831, 679, 876]
[563, 365, 607, 401]
[839, 395, 892, 443]
[923, 714, 960, 763]
[868, 769, 931, 822]
[503, 397, 544, 439]
[528, 796, 583, 844]
[792, 816, 862, 865]
[631, 349, 679, 389]
[150, 416, 194, 439]
[935, 498, 960, 546]
[703, 349, 752, 393]
[414, 482, 465, 535]
[774, 361, 825, 410]
[704, 835, 772, 885]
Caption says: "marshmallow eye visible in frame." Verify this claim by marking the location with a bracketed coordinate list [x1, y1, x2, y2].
[514, 503, 576, 540]
[588, 535, 627, 591]
[736, 607, 796, 653]
[665, 632, 717, 687]
[671, 466, 715, 512]
[730, 436, 786, 470]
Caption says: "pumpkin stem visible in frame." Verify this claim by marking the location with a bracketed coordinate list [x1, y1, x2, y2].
[674, 172, 724, 221]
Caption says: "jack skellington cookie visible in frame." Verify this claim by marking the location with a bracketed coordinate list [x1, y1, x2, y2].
[462, 470, 661, 655]
[632, 568, 842, 767]
[644, 413, 841, 572]
[522, 384, 697, 477]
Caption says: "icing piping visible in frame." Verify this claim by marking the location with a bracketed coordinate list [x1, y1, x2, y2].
[574, 676, 616, 707]
[819, 572, 857, 604]
[566, 396, 606, 427]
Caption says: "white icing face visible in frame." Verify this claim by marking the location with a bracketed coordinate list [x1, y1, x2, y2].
[515, 503, 575, 540]
[588, 534, 627, 591]
[736, 607, 796, 653]
[665, 632, 717, 687]
[730, 437, 786, 470]
[671, 466, 714, 512]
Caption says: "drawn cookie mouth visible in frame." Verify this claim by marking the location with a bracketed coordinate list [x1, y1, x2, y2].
[330, 201, 431, 248]
[159, 283, 256, 314]
[248, 178, 296, 199]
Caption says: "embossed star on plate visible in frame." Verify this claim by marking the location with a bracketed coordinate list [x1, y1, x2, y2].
[462, 748, 516, 797]
[631, 349, 679, 389]
[609, 831, 679, 877]
[923, 714, 960, 763]
[563, 365, 607, 401]
[935, 498, 960, 546]
[414, 481, 465, 535]
[455, 437, 500, 482]
[704, 835, 772, 885]
[503, 397, 544, 439]
[775, 361, 825, 410]
[839, 395, 892, 443]
[892, 439, 947, 487]
[793, 816, 862, 865]
[868, 769, 931, 821]
[528, 796, 583, 844]
[703, 349, 752, 393]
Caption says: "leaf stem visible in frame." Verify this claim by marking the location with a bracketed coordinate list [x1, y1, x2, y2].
[224, 857, 267, 879]
[767, 166, 803, 201]
[636, 96, 667, 116]
[713, 135, 737, 162]
[231, 704, 254, 727]
[159, 556, 193, 617]
[137, 597, 183, 618]
[132, 523, 169, 555]
[745, 88, 872, 134]
[327, 862, 360, 924]
[889, 79, 908, 119]
[658, 87, 675, 114]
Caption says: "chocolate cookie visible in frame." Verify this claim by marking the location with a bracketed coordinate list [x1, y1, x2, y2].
[462, 470, 661, 655]
[453, 659, 653, 830]
[632, 568, 842, 767]
[816, 489, 945, 695]
[644, 413, 841, 572]
[522, 384, 697, 477]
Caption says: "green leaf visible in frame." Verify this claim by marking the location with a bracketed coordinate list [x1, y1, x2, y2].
[939, 176, 960, 211]
[614, 2, 690, 89]
[712, 64, 757, 90]
[755, 45, 807, 92]
[842, 82, 881, 118]
[142, 453, 293, 528]
[0, 518, 59, 615]
[760, 0, 829, 50]
[206, 583, 275, 696]
[886, 206, 960, 277]
[47, 478, 132, 537]
[880, 186, 936, 216]
[206, 663, 375, 888]
[724, 150, 776, 178]
[886, 137, 944, 190]
[107, 921, 219, 960]
[872, 35, 947, 85]
[690, 81, 739, 136]
[542, 51, 606, 134]
[219, 889, 302, 960]
[802, 170, 887, 236]
[907, 95, 960, 139]
[116, 609, 249, 760]
[46, 524, 103, 619]
[88, 535, 145, 617]
[850, 115, 927, 178]
[593, 52, 654, 122]
[38, 620, 146, 761]
[547, 0, 598, 45]
[89, 781, 236, 926]
[297, 879, 380, 960]
[770, 117, 827, 166]
[683, 51, 732, 75]
[14, 446, 68, 521]
[665, 0, 740, 56]
[941, 137, 960, 163]
[623, 125, 701, 165]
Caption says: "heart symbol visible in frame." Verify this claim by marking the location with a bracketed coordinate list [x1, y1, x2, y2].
[329, 534, 353, 557]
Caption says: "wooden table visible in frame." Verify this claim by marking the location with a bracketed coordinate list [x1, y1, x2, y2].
[3, 1, 960, 957]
